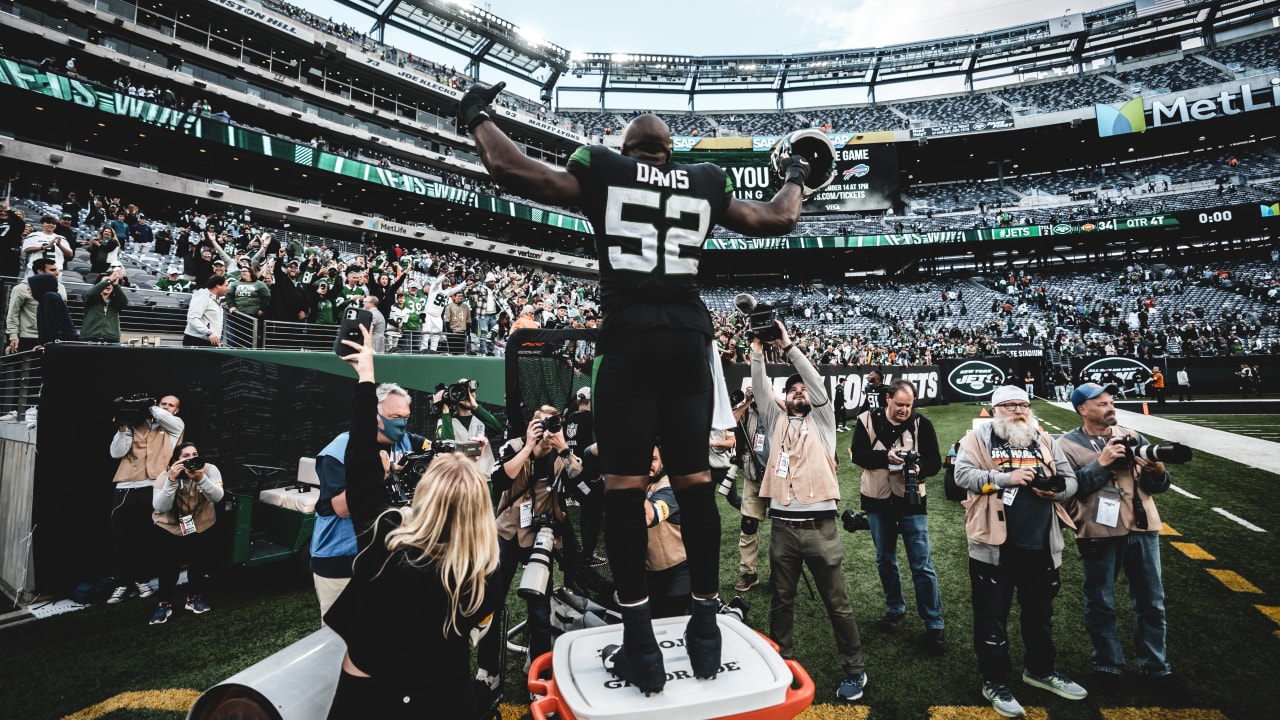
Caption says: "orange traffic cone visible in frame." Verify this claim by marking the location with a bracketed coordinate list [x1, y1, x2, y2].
[979, 407, 990, 418]
[1143, 402, 1150, 416]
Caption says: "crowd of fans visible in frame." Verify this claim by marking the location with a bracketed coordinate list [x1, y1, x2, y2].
[6, 182, 1276, 364]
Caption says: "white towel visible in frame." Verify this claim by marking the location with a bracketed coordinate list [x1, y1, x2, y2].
[708, 342, 735, 430]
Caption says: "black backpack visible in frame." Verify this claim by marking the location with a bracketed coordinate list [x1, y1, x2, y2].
[943, 441, 966, 501]
[70, 577, 116, 605]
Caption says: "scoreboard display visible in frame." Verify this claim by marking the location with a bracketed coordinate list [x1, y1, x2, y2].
[677, 142, 900, 214]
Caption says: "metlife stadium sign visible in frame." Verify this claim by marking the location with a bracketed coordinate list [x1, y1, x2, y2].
[1097, 78, 1280, 136]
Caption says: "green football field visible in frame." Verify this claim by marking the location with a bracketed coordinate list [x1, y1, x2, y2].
[3, 400, 1278, 720]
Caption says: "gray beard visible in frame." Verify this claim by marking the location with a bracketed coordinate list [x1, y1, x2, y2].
[993, 413, 1039, 448]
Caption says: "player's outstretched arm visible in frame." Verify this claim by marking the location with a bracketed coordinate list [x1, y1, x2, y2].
[471, 122, 582, 206]
[721, 156, 809, 236]
[721, 181, 804, 237]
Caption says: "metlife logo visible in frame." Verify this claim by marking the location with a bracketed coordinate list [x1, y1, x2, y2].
[1096, 79, 1280, 137]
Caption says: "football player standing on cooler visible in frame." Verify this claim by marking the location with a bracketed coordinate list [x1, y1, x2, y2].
[462, 82, 827, 695]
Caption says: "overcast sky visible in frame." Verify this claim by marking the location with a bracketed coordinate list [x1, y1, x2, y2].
[309, 0, 1120, 110]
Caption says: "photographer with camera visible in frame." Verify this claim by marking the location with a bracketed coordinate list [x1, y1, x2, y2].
[323, 325, 501, 720]
[147, 442, 223, 625]
[309, 380, 423, 625]
[642, 446, 692, 619]
[732, 385, 770, 594]
[953, 385, 1086, 718]
[107, 394, 184, 605]
[751, 319, 869, 703]
[475, 405, 582, 696]
[849, 379, 947, 653]
[434, 378, 500, 478]
[1058, 382, 1182, 696]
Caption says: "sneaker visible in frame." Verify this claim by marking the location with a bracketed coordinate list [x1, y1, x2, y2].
[184, 595, 210, 614]
[1022, 669, 1087, 700]
[836, 672, 868, 702]
[923, 628, 948, 654]
[106, 585, 128, 604]
[133, 580, 155, 599]
[880, 612, 907, 633]
[149, 601, 173, 625]
[734, 573, 759, 592]
[982, 682, 1025, 718]
[1089, 669, 1124, 694]
[587, 552, 608, 568]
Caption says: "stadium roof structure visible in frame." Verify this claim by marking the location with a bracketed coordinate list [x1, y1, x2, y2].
[324, 0, 1279, 109]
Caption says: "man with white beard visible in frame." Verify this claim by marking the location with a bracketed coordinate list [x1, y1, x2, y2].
[954, 385, 1087, 718]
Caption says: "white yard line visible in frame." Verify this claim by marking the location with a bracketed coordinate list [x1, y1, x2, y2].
[1212, 507, 1266, 532]
[1170, 484, 1201, 500]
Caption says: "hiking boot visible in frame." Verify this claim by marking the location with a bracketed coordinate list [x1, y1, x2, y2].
[107, 585, 128, 604]
[685, 597, 722, 679]
[982, 681, 1025, 718]
[149, 601, 173, 626]
[836, 672, 868, 701]
[734, 573, 759, 592]
[134, 580, 155, 599]
[923, 628, 948, 654]
[880, 612, 907, 632]
[602, 602, 665, 695]
[1022, 669, 1087, 700]
[184, 595, 210, 614]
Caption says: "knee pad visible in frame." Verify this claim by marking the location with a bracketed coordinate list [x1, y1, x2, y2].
[740, 516, 759, 536]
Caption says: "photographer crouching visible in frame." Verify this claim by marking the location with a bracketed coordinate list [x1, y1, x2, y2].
[324, 325, 501, 719]
[474, 406, 582, 696]
[148, 442, 222, 625]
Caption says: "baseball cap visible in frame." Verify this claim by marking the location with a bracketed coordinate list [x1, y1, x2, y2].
[1070, 382, 1118, 410]
[212, 258, 226, 266]
[576, 387, 591, 401]
[167, 267, 181, 275]
[991, 385, 1030, 406]
[59, 213, 72, 220]
[784, 373, 804, 394]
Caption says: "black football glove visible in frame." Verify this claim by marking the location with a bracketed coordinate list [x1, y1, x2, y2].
[458, 81, 506, 133]
[780, 156, 811, 190]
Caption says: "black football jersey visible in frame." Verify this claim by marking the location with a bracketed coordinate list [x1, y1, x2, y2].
[567, 146, 732, 349]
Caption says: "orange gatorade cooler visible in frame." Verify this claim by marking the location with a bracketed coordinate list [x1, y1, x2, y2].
[528, 615, 814, 720]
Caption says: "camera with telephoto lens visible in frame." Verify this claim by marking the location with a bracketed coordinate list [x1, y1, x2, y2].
[1115, 435, 1193, 466]
[1029, 466, 1066, 493]
[539, 414, 563, 435]
[447, 378, 477, 404]
[518, 515, 559, 600]
[735, 293, 793, 343]
[841, 508, 870, 533]
[113, 394, 156, 427]
[385, 438, 484, 506]
[898, 450, 922, 506]
[181, 456, 206, 473]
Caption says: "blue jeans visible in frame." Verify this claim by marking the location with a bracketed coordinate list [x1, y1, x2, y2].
[476, 314, 497, 355]
[867, 511, 944, 629]
[1080, 532, 1170, 676]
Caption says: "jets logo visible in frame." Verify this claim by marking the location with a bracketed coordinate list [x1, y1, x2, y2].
[947, 360, 1005, 398]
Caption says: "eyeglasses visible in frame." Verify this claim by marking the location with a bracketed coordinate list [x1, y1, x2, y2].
[995, 403, 1031, 412]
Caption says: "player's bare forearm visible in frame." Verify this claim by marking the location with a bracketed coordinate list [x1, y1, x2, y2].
[472, 122, 581, 206]
[722, 183, 804, 236]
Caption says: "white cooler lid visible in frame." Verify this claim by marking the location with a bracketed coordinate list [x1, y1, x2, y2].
[549, 615, 792, 720]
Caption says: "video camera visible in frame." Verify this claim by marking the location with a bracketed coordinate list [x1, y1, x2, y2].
[113, 394, 156, 426]
[734, 293, 792, 343]
[385, 438, 484, 506]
